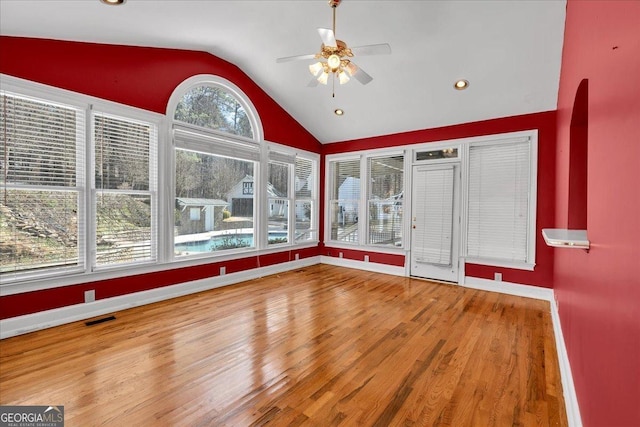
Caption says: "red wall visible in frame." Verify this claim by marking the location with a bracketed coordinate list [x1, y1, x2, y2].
[554, 1, 640, 425]
[323, 111, 558, 288]
[0, 36, 321, 153]
[0, 36, 322, 319]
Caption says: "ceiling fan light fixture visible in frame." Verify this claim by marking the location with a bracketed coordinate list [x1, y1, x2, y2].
[317, 71, 330, 85]
[327, 54, 341, 71]
[338, 70, 350, 85]
[334, 108, 344, 116]
[309, 62, 323, 76]
[100, 0, 125, 5]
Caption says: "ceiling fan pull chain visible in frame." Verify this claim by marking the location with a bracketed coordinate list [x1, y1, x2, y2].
[332, 73, 336, 98]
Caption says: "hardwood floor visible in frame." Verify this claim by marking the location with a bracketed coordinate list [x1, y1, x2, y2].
[0, 265, 567, 426]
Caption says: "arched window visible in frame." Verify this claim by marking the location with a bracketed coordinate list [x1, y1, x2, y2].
[174, 85, 254, 139]
[167, 75, 263, 258]
[169, 74, 261, 142]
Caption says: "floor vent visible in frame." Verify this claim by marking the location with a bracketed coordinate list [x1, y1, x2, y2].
[85, 315, 116, 326]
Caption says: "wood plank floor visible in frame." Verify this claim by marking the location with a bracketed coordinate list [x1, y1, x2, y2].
[0, 265, 567, 426]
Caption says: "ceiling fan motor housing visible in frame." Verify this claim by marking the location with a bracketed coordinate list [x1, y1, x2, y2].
[329, 0, 342, 8]
[319, 40, 353, 59]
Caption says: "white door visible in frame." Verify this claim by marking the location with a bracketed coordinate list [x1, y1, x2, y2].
[410, 164, 460, 282]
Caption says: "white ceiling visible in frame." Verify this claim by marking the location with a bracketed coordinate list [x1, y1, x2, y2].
[0, 0, 566, 144]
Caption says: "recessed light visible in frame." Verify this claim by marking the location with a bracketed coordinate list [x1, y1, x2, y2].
[334, 109, 344, 116]
[454, 79, 469, 90]
[100, 0, 126, 5]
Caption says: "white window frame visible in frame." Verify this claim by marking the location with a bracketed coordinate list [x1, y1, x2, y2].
[325, 130, 538, 270]
[1, 74, 163, 289]
[167, 75, 263, 261]
[267, 141, 320, 248]
[90, 108, 159, 271]
[0, 87, 87, 282]
[0, 74, 320, 295]
[460, 132, 538, 270]
[325, 148, 406, 254]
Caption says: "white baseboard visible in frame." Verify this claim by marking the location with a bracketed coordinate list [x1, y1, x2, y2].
[0, 256, 320, 339]
[319, 256, 406, 276]
[463, 276, 554, 301]
[550, 298, 583, 427]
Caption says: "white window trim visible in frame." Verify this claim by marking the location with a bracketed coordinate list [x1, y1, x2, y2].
[324, 130, 538, 270]
[166, 74, 263, 143]
[325, 149, 406, 253]
[460, 132, 538, 270]
[166, 75, 264, 260]
[267, 141, 320, 247]
[1, 74, 165, 288]
[0, 74, 320, 295]
[89, 108, 160, 272]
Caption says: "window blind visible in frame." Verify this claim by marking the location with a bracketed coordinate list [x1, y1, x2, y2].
[466, 140, 530, 263]
[268, 149, 295, 165]
[1, 92, 85, 275]
[173, 126, 259, 162]
[295, 157, 315, 241]
[93, 112, 157, 267]
[412, 165, 454, 265]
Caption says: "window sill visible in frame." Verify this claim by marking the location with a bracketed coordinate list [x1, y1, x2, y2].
[542, 229, 590, 251]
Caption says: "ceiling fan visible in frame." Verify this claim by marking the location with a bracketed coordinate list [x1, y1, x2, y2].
[276, 0, 391, 90]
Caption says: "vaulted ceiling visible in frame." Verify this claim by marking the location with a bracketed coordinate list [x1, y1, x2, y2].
[0, 0, 566, 144]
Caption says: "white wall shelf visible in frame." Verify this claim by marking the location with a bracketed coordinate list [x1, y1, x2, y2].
[542, 229, 590, 251]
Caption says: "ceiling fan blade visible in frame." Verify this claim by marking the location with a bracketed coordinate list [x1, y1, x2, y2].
[348, 62, 374, 85]
[318, 28, 337, 48]
[350, 43, 392, 57]
[307, 77, 320, 87]
[276, 53, 317, 63]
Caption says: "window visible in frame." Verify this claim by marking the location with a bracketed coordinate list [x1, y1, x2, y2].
[174, 85, 253, 139]
[2, 74, 319, 287]
[174, 144, 256, 256]
[294, 157, 316, 242]
[368, 155, 403, 246]
[1, 92, 85, 276]
[415, 147, 458, 161]
[465, 138, 536, 266]
[93, 112, 157, 267]
[265, 150, 318, 246]
[1, 85, 160, 281]
[327, 154, 405, 248]
[329, 159, 360, 243]
[172, 79, 260, 257]
[267, 159, 290, 245]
